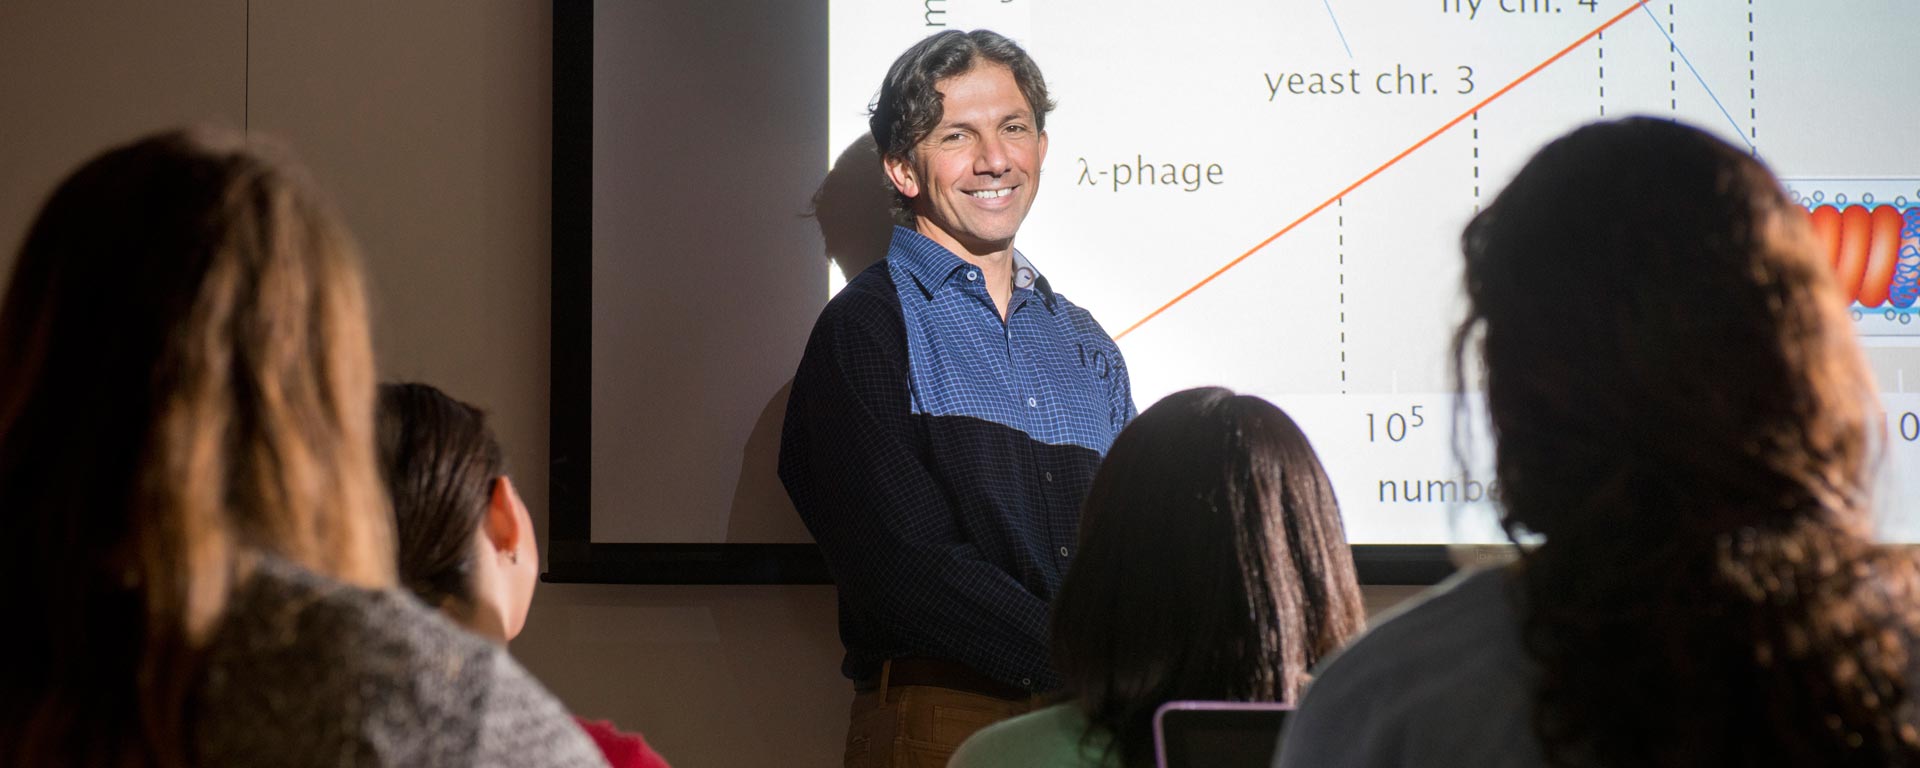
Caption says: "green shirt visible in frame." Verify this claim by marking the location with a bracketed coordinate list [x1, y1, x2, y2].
[949, 703, 1120, 768]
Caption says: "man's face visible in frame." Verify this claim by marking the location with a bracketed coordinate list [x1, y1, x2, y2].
[885, 62, 1048, 257]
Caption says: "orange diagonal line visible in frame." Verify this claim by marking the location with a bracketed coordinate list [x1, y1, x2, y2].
[1113, 0, 1648, 340]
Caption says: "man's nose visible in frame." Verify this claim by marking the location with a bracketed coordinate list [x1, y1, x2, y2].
[974, 135, 1012, 176]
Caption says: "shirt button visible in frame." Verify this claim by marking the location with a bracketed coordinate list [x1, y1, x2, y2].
[1044, 471, 1053, 482]
[966, 270, 979, 281]
[1058, 546, 1070, 557]
[1021, 677, 1032, 687]
[1026, 397, 1038, 407]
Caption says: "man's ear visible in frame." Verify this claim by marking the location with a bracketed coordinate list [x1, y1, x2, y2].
[883, 154, 920, 201]
[483, 476, 525, 554]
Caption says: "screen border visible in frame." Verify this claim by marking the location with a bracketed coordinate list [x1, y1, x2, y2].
[545, 0, 1467, 587]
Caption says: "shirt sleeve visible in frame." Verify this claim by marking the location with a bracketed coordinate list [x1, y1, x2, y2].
[1105, 343, 1137, 436]
[779, 291, 1057, 690]
[1061, 301, 1137, 440]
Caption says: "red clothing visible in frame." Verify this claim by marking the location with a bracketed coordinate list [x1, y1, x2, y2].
[574, 717, 671, 768]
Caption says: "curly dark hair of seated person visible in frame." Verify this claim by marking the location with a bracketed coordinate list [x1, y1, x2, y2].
[0, 128, 391, 768]
[1049, 387, 1366, 768]
[1450, 116, 1920, 767]
[375, 382, 505, 611]
[867, 28, 1054, 222]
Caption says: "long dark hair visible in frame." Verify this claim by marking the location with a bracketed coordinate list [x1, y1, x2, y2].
[1453, 117, 1920, 766]
[0, 128, 391, 767]
[374, 382, 505, 609]
[1051, 387, 1365, 768]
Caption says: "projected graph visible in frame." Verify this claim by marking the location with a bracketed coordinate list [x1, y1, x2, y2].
[828, 0, 1920, 542]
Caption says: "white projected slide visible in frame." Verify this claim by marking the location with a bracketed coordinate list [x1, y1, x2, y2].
[827, 0, 1920, 543]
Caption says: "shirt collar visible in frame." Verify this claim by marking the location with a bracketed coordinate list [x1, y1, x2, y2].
[889, 226, 1058, 310]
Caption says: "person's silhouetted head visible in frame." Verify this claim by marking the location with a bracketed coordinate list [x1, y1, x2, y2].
[0, 128, 391, 767]
[1455, 117, 1918, 765]
[375, 382, 538, 644]
[1050, 387, 1364, 768]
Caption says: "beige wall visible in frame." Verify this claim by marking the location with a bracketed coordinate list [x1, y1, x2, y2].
[0, 5, 1425, 765]
[0, 3, 246, 253]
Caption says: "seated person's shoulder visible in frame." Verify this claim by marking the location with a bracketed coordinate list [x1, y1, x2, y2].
[577, 717, 673, 768]
[1307, 567, 1527, 702]
[951, 703, 1113, 768]
[196, 556, 602, 768]
[1279, 567, 1540, 768]
[1330, 566, 1521, 674]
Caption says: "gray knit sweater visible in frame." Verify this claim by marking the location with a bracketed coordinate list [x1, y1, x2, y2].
[192, 555, 608, 767]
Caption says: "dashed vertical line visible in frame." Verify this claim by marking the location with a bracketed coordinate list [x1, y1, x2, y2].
[1668, 3, 1677, 114]
[1597, 30, 1606, 118]
[1471, 112, 1481, 212]
[1747, 0, 1757, 150]
[1337, 197, 1347, 393]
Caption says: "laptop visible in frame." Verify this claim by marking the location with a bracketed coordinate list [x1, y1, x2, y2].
[1153, 701, 1292, 768]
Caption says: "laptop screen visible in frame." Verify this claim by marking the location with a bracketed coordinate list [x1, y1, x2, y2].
[1153, 701, 1292, 768]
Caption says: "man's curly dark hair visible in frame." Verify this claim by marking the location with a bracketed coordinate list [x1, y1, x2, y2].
[868, 29, 1054, 221]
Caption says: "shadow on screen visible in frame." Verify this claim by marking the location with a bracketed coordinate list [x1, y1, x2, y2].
[722, 133, 894, 546]
[728, 379, 811, 542]
[810, 132, 895, 284]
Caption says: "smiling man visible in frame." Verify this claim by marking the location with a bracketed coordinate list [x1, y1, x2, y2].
[778, 29, 1136, 768]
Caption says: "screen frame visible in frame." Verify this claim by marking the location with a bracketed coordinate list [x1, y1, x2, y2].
[544, 0, 1465, 586]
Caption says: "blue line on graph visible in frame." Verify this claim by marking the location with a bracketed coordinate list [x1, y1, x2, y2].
[1322, 0, 1354, 58]
[1640, 4, 1755, 152]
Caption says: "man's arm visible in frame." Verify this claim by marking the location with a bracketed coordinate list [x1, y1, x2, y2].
[1105, 343, 1137, 434]
[1068, 303, 1137, 436]
[779, 293, 1057, 690]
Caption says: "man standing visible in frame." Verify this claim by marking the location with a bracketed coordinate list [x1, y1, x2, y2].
[779, 29, 1135, 768]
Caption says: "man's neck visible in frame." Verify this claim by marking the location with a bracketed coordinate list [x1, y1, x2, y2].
[916, 221, 1016, 320]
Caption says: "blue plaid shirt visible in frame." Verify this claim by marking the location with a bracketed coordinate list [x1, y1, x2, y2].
[779, 227, 1135, 692]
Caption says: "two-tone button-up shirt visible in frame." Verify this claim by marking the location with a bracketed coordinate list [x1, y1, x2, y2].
[779, 226, 1136, 692]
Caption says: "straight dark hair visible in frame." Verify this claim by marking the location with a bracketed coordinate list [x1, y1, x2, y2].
[1453, 117, 1920, 766]
[375, 382, 504, 609]
[1050, 387, 1365, 768]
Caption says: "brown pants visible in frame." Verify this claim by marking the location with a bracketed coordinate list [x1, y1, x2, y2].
[843, 683, 1040, 768]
